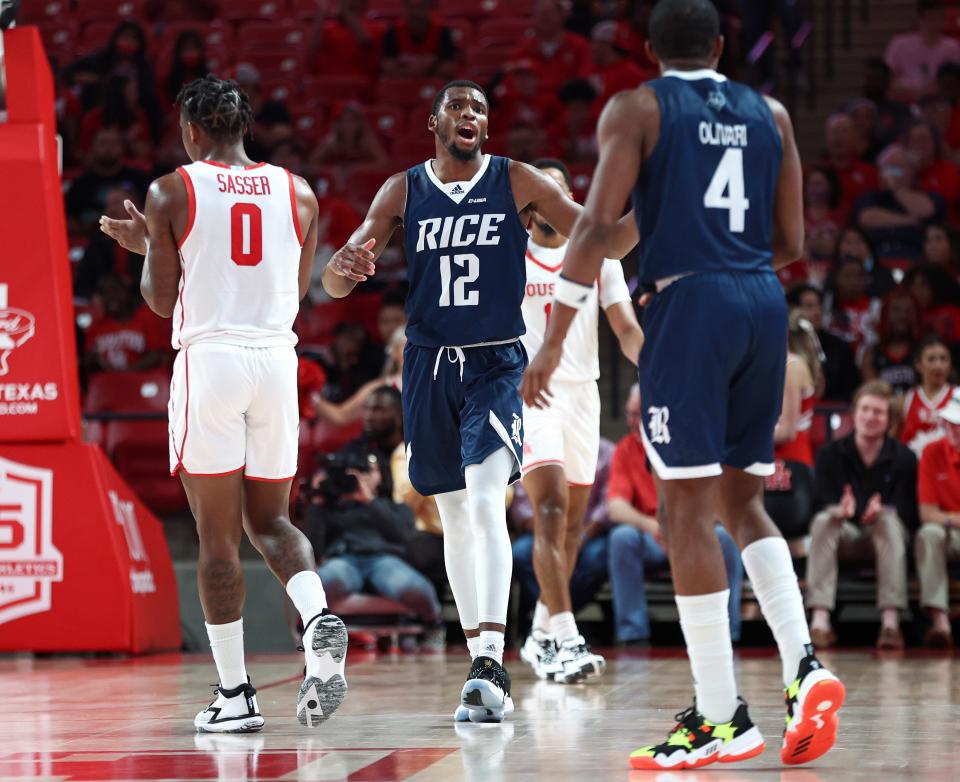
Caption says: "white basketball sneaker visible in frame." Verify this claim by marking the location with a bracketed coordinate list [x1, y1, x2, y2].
[520, 629, 564, 681]
[297, 611, 349, 727]
[556, 636, 606, 684]
[194, 680, 264, 733]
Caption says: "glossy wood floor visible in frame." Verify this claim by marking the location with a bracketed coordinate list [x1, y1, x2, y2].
[1, 649, 957, 782]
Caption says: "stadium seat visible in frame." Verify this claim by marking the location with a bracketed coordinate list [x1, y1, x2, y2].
[237, 20, 307, 48]
[568, 165, 594, 203]
[303, 75, 375, 104]
[445, 17, 474, 48]
[107, 421, 189, 515]
[234, 49, 305, 79]
[75, 0, 146, 23]
[220, 0, 288, 22]
[375, 78, 443, 108]
[360, 104, 406, 143]
[945, 6, 960, 37]
[477, 18, 532, 47]
[440, 0, 532, 20]
[84, 370, 171, 415]
[312, 419, 364, 454]
[292, 108, 327, 142]
[346, 168, 395, 209]
[365, 0, 405, 18]
[39, 21, 77, 62]
[393, 135, 436, 168]
[290, 0, 337, 18]
[19, 0, 69, 24]
[80, 21, 123, 53]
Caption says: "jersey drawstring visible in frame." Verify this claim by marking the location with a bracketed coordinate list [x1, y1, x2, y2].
[433, 346, 466, 381]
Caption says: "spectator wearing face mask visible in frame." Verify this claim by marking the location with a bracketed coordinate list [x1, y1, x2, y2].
[162, 30, 209, 106]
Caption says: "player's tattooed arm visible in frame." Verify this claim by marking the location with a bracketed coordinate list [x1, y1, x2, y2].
[322, 172, 406, 298]
[292, 174, 321, 300]
[140, 174, 186, 318]
[765, 96, 804, 269]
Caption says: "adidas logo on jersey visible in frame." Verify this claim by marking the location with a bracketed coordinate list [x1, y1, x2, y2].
[450, 184, 465, 195]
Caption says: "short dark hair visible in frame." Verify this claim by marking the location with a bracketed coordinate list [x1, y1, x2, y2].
[649, 0, 720, 62]
[532, 157, 572, 189]
[177, 74, 254, 141]
[371, 385, 403, 411]
[431, 80, 487, 116]
[785, 283, 824, 308]
[914, 332, 950, 363]
[380, 287, 407, 309]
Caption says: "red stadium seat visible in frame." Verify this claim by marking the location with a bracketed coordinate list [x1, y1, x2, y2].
[303, 75, 375, 103]
[84, 370, 171, 415]
[292, 108, 327, 142]
[361, 103, 406, 142]
[220, 0, 288, 22]
[235, 49, 305, 79]
[80, 21, 123, 53]
[568, 165, 594, 203]
[238, 20, 308, 48]
[75, 0, 147, 23]
[445, 17, 475, 48]
[946, 6, 960, 37]
[290, 0, 337, 17]
[439, 0, 533, 20]
[393, 134, 436, 168]
[312, 419, 364, 454]
[107, 422, 189, 515]
[19, 0, 69, 24]
[39, 21, 78, 61]
[375, 78, 443, 111]
[346, 168, 395, 208]
[365, 0, 405, 18]
[477, 18, 532, 47]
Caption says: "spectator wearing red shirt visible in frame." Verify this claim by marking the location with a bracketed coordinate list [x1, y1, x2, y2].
[586, 21, 650, 106]
[546, 79, 600, 165]
[381, 0, 457, 80]
[822, 256, 882, 363]
[77, 72, 153, 165]
[161, 31, 209, 107]
[904, 119, 960, 207]
[898, 334, 955, 457]
[885, 0, 960, 98]
[494, 60, 563, 133]
[914, 387, 960, 647]
[307, 0, 386, 89]
[510, 0, 592, 93]
[606, 385, 742, 643]
[84, 274, 168, 373]
[822, 112, 879, 221]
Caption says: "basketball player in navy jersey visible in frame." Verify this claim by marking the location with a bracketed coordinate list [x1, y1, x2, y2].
[523, 0, 845, 769]
[323, 80, 638, 723]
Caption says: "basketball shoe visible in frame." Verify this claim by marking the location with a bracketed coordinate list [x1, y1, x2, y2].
[520, 630, 564, 680]
[460, 656, 514, 723]
[297, 611, 348, 727]
[628, 698, 765, 770]
[781, 644, 845, 765]
[555, 636, 605, 684]
[195, 680, 264, 733]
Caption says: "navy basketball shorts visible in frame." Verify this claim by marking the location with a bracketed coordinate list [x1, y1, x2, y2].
[638, 270, 787, 480]
[402, 340, 527, 495]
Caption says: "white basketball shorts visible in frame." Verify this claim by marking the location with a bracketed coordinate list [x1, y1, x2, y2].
[521, 380, 601, 486]
[168, 343, 299, 481]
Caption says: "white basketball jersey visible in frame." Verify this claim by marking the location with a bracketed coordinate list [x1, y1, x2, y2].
[172, 161, 304, 349]
[520, 238, 631, 383]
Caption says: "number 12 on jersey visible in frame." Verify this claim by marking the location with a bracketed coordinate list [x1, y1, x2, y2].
[703, 148, 750, 233]
[439, 253, 479, 307]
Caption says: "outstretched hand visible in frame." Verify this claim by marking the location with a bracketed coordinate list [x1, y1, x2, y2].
[329, 238, 377, 282]
[99, 199, 148, 255]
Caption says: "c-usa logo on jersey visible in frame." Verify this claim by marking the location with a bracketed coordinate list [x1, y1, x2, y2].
[511, 413, 523, 447]
[706, 91, 727, 112]
[648, 406, 671, 445]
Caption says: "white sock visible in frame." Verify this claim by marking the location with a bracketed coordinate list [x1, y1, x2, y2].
[286, 570, 327, 631]
[533, 601, 551, 635]
[467, 635, 481, 659]
[550, 611, 579, 645]
[478, 630, 505, 665]
[676, 590, 738, 724]
[464, 447, 515, 625]
[436, 489, 479, 629]
[206, 618, 247, 690]
[741, 537, 812, 686]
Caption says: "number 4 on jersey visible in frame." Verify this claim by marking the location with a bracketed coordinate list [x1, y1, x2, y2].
[703, 148, 750, 233]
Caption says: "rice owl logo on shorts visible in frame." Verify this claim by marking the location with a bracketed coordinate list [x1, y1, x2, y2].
[648, 406, 671, 445]
[511, 413, 523, 447]
[0, 457, 64, 626]
[0, 283, 36, 377]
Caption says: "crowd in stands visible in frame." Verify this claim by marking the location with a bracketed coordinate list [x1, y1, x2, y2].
[25, 0, 960, 648]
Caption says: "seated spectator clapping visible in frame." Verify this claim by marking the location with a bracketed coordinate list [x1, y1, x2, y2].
[914, 387, 960, 647]
[806, 381, 917, 650]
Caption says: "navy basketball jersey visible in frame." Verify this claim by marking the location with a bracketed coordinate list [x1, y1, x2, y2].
[633, 69, 782, 284]
[403, 154, 529, 347]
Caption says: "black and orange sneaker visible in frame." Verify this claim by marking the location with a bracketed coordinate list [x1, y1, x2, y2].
[781, 643, 845, 765]
[628, 698, 765, 770]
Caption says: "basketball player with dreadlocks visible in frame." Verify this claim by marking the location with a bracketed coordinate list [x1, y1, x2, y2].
[99, 75, 346, 732]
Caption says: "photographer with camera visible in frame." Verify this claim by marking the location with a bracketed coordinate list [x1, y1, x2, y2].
[304, 448, 446, 651]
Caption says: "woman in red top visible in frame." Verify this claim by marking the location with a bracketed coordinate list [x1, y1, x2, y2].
[899, 334, 955, 456]
[861, 287, 922, 394]
[775, 312, 825, 467]
[904, 265, 960, 343]
[77, 72, 153, 164]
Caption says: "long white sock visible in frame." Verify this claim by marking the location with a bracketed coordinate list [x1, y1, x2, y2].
[550, 611, 579, 645]
[286, 570, 327, 631]
[741, 537, 812, 686]
[436, 488, 479, 631]
[676, 590, 738, 724]
[479, 630, 505, 665]
[533, 601, 551, 635]
[206, 618, 248, 690]
[464, 447, 515, 625]
[467, 636, 481, 659]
